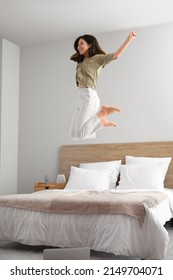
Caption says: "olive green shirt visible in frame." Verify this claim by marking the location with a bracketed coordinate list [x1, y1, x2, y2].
[76, 53, 115, 90]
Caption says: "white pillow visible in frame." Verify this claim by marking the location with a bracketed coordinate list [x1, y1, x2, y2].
[125, 156, 172, 178]
[117, 164, 165, 190]
[80, 160, 121, 189]
[65, 166, 113, 191]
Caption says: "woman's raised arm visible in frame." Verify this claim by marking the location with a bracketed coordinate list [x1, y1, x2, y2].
[113, 32, 136, 59]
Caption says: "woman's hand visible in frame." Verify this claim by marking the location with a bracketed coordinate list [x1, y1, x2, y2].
[128, 32, 137, 40]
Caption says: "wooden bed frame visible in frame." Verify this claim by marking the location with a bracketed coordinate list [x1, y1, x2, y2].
[59, 141, 173, 189]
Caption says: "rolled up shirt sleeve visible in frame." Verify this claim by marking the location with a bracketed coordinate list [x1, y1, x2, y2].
[95, 53, 115, 67]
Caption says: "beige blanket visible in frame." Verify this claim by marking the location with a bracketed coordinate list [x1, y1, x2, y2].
[0, 190, 167, 226]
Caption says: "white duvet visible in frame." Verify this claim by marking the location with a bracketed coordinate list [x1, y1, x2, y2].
[0, 188, 173, 260]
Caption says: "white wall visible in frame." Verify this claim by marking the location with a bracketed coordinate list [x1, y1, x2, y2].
[18, 23, 173, 193]
[0, 39, 20, 195]
[0, 41, 2, 151]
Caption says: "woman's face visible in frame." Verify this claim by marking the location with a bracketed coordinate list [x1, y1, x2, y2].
[77, 38, 91, 57]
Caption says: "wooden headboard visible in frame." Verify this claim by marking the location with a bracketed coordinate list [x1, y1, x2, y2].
[59, 141, 173, 189]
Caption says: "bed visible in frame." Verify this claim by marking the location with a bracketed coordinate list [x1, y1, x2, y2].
[0, 141, 173, 260]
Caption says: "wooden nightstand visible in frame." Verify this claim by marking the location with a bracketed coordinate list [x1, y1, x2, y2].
[34, 182, 66, 192]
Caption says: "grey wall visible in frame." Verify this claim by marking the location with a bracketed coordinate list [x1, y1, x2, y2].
[0, 40, 2, 154]
[0, 39, 20, 195]
[18, 23, 173, 193]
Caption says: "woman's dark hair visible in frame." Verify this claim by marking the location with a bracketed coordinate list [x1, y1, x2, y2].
[70, 34, 106, 63]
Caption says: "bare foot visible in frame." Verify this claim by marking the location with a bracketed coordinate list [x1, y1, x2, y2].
[97, 106, 120, 121]
[101, 106, 120, 115]
[101, 118, 117, 127]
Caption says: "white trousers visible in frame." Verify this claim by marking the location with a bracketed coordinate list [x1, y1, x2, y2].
[70, 88, 103, 140]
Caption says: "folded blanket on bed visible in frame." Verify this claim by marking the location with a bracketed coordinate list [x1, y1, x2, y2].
[0, 190, 167, 226]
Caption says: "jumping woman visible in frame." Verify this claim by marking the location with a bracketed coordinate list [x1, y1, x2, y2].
[70, 32, 136, 140]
